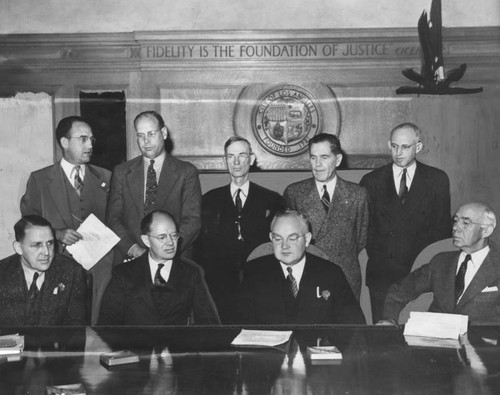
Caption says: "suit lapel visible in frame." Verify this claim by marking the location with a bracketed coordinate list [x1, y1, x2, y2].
[396, 162, 427, 220]
[304, 179, 327, 237]
[39, 260, 63, 325]
[12, 259, 28, 324]
[154, 155, 179, 211]
[137, 255, 161, 323]
[48, 164, 73, 229]
[126, 158, 146, 217]
[437, 252, 461, 313]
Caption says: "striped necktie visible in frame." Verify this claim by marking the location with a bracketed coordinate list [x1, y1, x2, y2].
[321, 185, 330, 212]
[73, 165, 83, 195]
[287, 267, 299, 298]
[144, 159, 158, 214]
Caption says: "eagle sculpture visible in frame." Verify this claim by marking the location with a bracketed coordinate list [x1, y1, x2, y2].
[396, 0, 483, 95]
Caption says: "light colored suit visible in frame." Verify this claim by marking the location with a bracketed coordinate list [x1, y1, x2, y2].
[106, 154, 201, 263]
[283, 176, 369, 298]
[383, 246, 500, 325]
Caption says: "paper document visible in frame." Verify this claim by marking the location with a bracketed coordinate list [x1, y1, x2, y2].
[231, 329, 293, 347]
[404, 312, 468, 339]
[66, 214, 120, 270]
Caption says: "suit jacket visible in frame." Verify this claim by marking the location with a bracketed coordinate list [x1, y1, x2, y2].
[359, 161, 451, 287]
[20, 162, 110, 234]
[238, 253, 365, 325]
[283, 176, 369, 298]
[0, 254, 87, 326]
[106, 154, 202, 263]
[97, 254, 220, 325]
[383, 246, 500, 324]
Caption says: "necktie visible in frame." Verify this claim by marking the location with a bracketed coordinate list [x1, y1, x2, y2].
[287, 267, 299, 298]
[154, 263, 167, 287]
[398, 168, 408, 203]
[144, 160, 158, 215]
[26, 272, 40, 325]
[235, 189, 243, 214]
[455, 254, 471, 303]
[321, 185, 330, 212]
[74, 165, 83, 195]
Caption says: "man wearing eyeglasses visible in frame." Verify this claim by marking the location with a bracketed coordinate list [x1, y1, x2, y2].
[20, 116, 111, 324]
[379, 202, 499, 325]
[238, 210, 365, 324]
[98, 210, 220, 325]
[196, 136, 283, 323]
[360, 123, 451, 323]
[107, 110, 202, 265]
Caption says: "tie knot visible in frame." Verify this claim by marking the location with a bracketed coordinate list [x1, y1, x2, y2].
[323, 184, 327, 192]
[464, 254, 471, 264]
[149, 159, 155, 167]
[287, 267, 293, 275]
[33, 272, 39, 283]
[157, 263, 164, 270]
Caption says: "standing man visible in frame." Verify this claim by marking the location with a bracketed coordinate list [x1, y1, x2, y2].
[360, 122, 451, 322]
[20, 116, 111, 324]
[196, 136, 283, 323]
[98, 210, 220, 325]
[283, 133, 369, 299]
[238, 210, 365, 325]
[107, 110, 202, 264]
[0, 215, 87, 326]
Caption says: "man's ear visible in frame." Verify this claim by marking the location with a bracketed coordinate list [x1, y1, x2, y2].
[335, 153, 343, 167]
[415, 141, 423, 154]
[304, 232, 312, 247]
[141, 235, 151, 249]
[60, 137, 69, 150]
[13, 241, 22, 256]
[249, 153, 256, 166]
[161, 126, 168, 140]
[482, 224, 494, 239]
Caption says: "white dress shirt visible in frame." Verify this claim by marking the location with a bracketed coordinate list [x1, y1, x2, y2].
[315, 176, 337, 201]
[456, 245, 490, 301]
[148, 254, 173, 284]
[280, 256, 306, 290]
[60, 158, 86, 185]
[392, 161, 416, 192]
[230, 181, 250, 208]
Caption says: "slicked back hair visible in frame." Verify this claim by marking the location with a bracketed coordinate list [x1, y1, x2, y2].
[14, 215, 53, 242]
[223, 136, 252, 155]
[55, 116, 89, 148]
[270, 209, 311, 235]
[140, 210, 177, 235]
[390, 122, 421, 142]
[308, 133, 342, 156]
[133, 111, 165, 131]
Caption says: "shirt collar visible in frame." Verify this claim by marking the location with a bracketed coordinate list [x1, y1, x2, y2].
[392, 161, 416, 182]
[459, 245, 490, 270]
[60, 158, 86, 182]
[315, 175, 337, 198]
[148, 253, 173, 283]
[280, 255, 306, 281]
[20, 262, 45, 290]
[230, 181, 250, 199]
[143, 150, 166, 169]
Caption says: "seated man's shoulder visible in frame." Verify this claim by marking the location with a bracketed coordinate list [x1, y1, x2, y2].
[88, 164, 112, 180]
[52, 254, 84, 272]
[0, 254, 20, 273]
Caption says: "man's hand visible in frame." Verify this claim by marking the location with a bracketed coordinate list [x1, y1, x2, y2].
[376, 319, 399, 327]
[55, 229, 83, 246]
[128, 244, 147, 259]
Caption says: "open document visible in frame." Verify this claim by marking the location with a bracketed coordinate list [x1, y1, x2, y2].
[66, 214, 120, 270]
[231, 329, 293, 348]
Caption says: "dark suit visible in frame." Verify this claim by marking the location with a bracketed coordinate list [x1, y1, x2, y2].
[283, 177, 369, 298]
[360, 161, 451, 321]
[238, 253, 365, 325]
[0, 253, 87, 326]
[383, 246, 500, 325]
[107, 154, 202, 263]
[20, 162, 111, 324]
[196, 182, 283, 323]
[97, 254, 220, 325]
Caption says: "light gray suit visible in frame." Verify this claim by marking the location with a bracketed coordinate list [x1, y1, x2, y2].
[283, 176, 369, 298]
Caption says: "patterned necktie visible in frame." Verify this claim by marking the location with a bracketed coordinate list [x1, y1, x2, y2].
[287, 267, 299, 298]
[455, 254, 471, 303]
[398, 168, 408, 203]
[154, 263, 167, 287]
[321, 184, 330, 213]
[144, 159, 158, 215]
[74, 165, 83, 195]
[26, 272, 40, 325]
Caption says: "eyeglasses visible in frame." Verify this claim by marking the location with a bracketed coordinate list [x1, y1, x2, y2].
[390, 142, 420, 152]
[148, 232, 180, 243]
[69, 136, 96, 144]
[452, 216, 490, 230]
[137, 129, 161, 141]
[226, 153, 251, 162]
[270, 233, 306, 245]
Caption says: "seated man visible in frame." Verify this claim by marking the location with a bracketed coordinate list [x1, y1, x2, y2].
[0, 215, 87, 326]
[98, 210, 220, 325]
[238, 209, 365, 325]
[380, 202, 500, 325]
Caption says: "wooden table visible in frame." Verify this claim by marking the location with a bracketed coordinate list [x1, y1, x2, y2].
[1, 325, 499, 394]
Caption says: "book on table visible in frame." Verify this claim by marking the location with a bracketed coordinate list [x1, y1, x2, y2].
[0, 334, 24, 355]
[99, 350, 139, 366]
[307, 346, 343, 360]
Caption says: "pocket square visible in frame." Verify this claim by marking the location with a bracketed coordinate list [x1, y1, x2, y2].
[481, 286, 498, 293]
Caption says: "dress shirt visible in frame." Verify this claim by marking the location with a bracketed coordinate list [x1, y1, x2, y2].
[392, 161, 416, 192]
[314, 176, 337, 201]
[60, 158, 86, 184]
[456, 245, 490, 301]
[148, 253, 173, 284]
[21, 264, 45, 291]
[143, 151, 166, 197]
[280, 256, 306, 290]
[230, 181, 249, 208]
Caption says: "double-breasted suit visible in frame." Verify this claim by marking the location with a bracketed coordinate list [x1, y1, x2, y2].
[238, 253, 365, 325]
[106, 154, 202, 263]
[383, 247, 500, 325]
[20, 162, 111, 323]
[0, 254, 87, 326]
[97, 253, 220, 325]
[283, 177, 369, 298]
[196, 182, 283, 323]
[360, 161, 451, 320]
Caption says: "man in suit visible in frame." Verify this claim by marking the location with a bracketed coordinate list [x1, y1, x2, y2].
[0, 215, 86, 326]
[20, 116, 111, 324]
[380, 202, 499, 325]
[98, 210, 220, 325]
[238, 210, 365, 325]
[283, 133, 369, 299]
[360, 122, 451, 322]
[196, 136, 283, 323]
[107, 110, 201, 264]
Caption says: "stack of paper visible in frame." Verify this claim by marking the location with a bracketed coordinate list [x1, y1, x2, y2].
[46, 383, 86, 394]
[403, 312, 468, 348]
[100, 350, 139, 367]
[0, 334, 24, 360]
[231, 329, 293, 348]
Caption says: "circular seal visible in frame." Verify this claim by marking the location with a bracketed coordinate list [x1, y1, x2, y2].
[252, 85, 323, 157]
